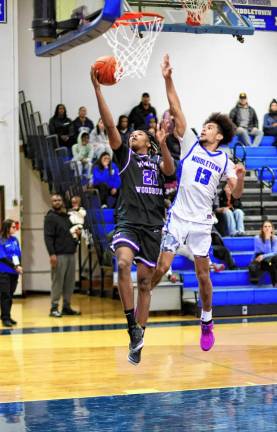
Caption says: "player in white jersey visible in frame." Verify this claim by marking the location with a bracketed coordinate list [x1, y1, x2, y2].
[151, 55, 246, 351]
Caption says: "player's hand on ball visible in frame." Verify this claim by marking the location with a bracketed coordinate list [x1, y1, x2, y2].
[90, 66, 100, 90]
[161, 54, 172, 79]
[235, 163, 246, 179]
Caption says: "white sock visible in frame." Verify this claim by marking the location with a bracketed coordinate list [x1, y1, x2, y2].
[201, 309, 212, 322]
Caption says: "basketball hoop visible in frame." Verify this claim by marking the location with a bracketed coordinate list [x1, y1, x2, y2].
[103, 12, 164, 81]
[182, 0, 212, 26]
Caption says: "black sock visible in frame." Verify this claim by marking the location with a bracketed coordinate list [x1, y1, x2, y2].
[124, 309, 136, 329]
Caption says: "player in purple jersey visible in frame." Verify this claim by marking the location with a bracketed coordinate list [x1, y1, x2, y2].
[91, 65, 175, 365]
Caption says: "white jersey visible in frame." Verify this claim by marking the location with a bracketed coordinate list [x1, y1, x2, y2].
[170, 128, 237, 225]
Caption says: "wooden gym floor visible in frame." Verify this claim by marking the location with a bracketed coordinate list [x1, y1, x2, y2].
[0, 293, 277, 431]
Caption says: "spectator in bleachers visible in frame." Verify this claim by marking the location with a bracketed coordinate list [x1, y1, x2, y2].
[230, 92, 263, 147]
[263, 99, 277, 145]
[72, 131, 93, 180]
[128, 92, 157, 130]
[215, 183, 245, 236]
[49, 104, 74, 150]
[116, 115, 133, 146]
[90, 118, 112, 160]
[72, 106, 94, 142]
[92, 152, 121, 208]
[248, 220, 277, 286]
[145, 113, 158, 136]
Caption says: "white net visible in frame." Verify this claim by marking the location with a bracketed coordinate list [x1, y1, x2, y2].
[182, 0, 212, 25]
[103, 13, 164, 81]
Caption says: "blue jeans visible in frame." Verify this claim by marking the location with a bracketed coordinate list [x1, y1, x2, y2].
[236, 127, 263, 147]
[224, 209, 245, 235]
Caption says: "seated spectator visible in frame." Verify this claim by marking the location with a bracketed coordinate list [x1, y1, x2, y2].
[72, 106, 94, 142]
[248, 220, 277, 286]
[90, 118, 112, 160]
[128, 92, 157, 130]
[215, 184, 245, 236]
[49, 104, 74, 150]
[117, 115, 133, 145]
[68, 196, 87, 242]
[210, 225, 237, 270]
[72, 131, 93, 180]
[230, 92, 263, 147]
[92, 152, 121, 208]
[263, 99, 277, 145]
[145, 113, 158, 135]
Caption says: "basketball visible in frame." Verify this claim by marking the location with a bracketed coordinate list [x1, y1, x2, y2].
[93, 56, 118, 85]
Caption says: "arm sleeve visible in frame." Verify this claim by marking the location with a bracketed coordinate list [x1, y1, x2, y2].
[263, 238, 277, 259]
[44, 216, 56, 256]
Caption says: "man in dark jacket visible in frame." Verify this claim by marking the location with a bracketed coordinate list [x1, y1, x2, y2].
[72, 106, 94, 142]
[44, 194, 81, 317]
[128, 92, 157, 130]
[229, 92, 263, 147]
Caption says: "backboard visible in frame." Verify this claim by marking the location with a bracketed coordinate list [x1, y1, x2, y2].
[33, 0, 254, 57]
[125, 0, 254, 38]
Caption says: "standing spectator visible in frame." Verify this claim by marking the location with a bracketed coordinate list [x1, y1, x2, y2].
[44, 194, 81, 317]
[230, 93, 263, 147]
[116, 115, 133, 146]
[92, 152, 121, 208]
[49, 104, 74, 150]
[0, 219, 23, 327]
[263, 99, 277, 145]
[90, 118, 112, 160]
[248, 220, 277, 286]
[128, 92, 157, 130]
[72, 131, 94, 180]
[72, 106, 94, 142]
[215, 184, 245, 236]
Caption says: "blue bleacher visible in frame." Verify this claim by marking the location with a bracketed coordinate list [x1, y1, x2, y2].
[229, 135, 275, 148]
[103, 209, 276, 316]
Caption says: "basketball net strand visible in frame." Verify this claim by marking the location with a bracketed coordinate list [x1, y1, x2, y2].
[103, 16, 164, 81]
[182, 0, 212, 25]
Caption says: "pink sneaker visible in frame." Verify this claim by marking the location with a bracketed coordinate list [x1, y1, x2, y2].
[200, 321, 215, 351]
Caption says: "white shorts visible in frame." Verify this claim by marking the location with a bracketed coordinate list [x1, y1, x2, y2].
[161, 212, 212, 257]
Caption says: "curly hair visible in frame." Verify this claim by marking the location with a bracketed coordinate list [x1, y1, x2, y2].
[204, 112, 235, 145]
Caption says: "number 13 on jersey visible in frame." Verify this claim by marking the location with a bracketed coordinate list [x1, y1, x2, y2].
[194, 167, 212, 185]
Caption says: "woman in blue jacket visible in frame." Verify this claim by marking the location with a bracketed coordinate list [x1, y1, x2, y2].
[92, 152, 121, 208]
[249, 220, 277, 286]
[0, 219, 23, 327]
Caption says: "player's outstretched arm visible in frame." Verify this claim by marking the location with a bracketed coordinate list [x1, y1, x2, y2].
[227, 163, 246, 198]
[90, 66, 122, 150]
[161, 54, 186, 137]
[156, 122, 175, 176]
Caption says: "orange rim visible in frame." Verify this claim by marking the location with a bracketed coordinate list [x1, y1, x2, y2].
[112, 12, 164, 27]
